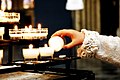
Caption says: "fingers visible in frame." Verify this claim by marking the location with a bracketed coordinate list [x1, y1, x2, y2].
[51, 29, 72, 38]
[51, 29, 84, 49]
[51, 29, 66, 37]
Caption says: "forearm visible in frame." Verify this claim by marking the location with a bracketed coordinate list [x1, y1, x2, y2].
[78, 29, 120, 67]
[95, 35, 120, 67]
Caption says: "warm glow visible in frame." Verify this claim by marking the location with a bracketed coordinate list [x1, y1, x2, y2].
[0, 27, 5, 35]
[25, 26, 28, 29]
[14, 25, 18, 30]
[29, 25, 32, 30]
[44, 44, 48, 47]
[66, 0, 84, 10]
[1, 0, 12, 11]
[38, 23, 41, 29]
[1, 0, 6, 11]
[23, 0, 34, 9]
[7, 0, 12, 10]
[0, 50, 3, 64]
[9, 23, 48, 40]
[0, 11, 20, 22]
[29, 44, 33, 49]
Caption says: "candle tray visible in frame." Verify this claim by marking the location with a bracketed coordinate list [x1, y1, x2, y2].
[12, 57, 79, 65]
[1, 57, 95, 80]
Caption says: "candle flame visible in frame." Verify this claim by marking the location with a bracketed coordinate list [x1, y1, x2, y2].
[25, 26, 28, 29]
[29, 25, 32, 30]
[14, 25, 18, 30]
[29, 44, 33, 49]
[38, 23, 41, 29]
[44, 44, 48, 47]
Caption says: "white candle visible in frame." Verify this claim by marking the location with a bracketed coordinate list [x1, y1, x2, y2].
[39, 44, 54, 58]
[22, 44, 39, 60]
[48, 36, 64, 52]
[24, 26, 30, 39]
[0, 50, 3, 65]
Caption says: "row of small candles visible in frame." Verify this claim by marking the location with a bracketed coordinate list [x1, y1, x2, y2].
[23, 36, 65, 60]
[14, 23, 42, 31]
[0, 43, 58, 64]
[23, 44, 54, 60]
[0, 36, 65, 64]
[0, 10, 20, 22]
[9, 23, 48, 40]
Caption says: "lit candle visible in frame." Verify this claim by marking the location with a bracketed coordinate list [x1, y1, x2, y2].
[44, 44, 48, 47]
[0, 50, 3, 65]
[1, 0, 6, 11]
[14, 25, 18, 37]
[22, 44, 39, 60]
[38, 23, 41, 30]
[29, 25, 32, 30]
[39, 44, 54, 58]
[0, 27, 4, 40]
[14, 25, 18, 30]
[7, 0, 12, 10]
[25, 26, 28, 30]
[29, 44, 33, 49]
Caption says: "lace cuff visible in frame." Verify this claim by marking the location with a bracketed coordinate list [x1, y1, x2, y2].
[77, 29, 99, 58]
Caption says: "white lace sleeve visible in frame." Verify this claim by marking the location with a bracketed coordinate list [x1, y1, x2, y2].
[78, 29, 120, 67]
